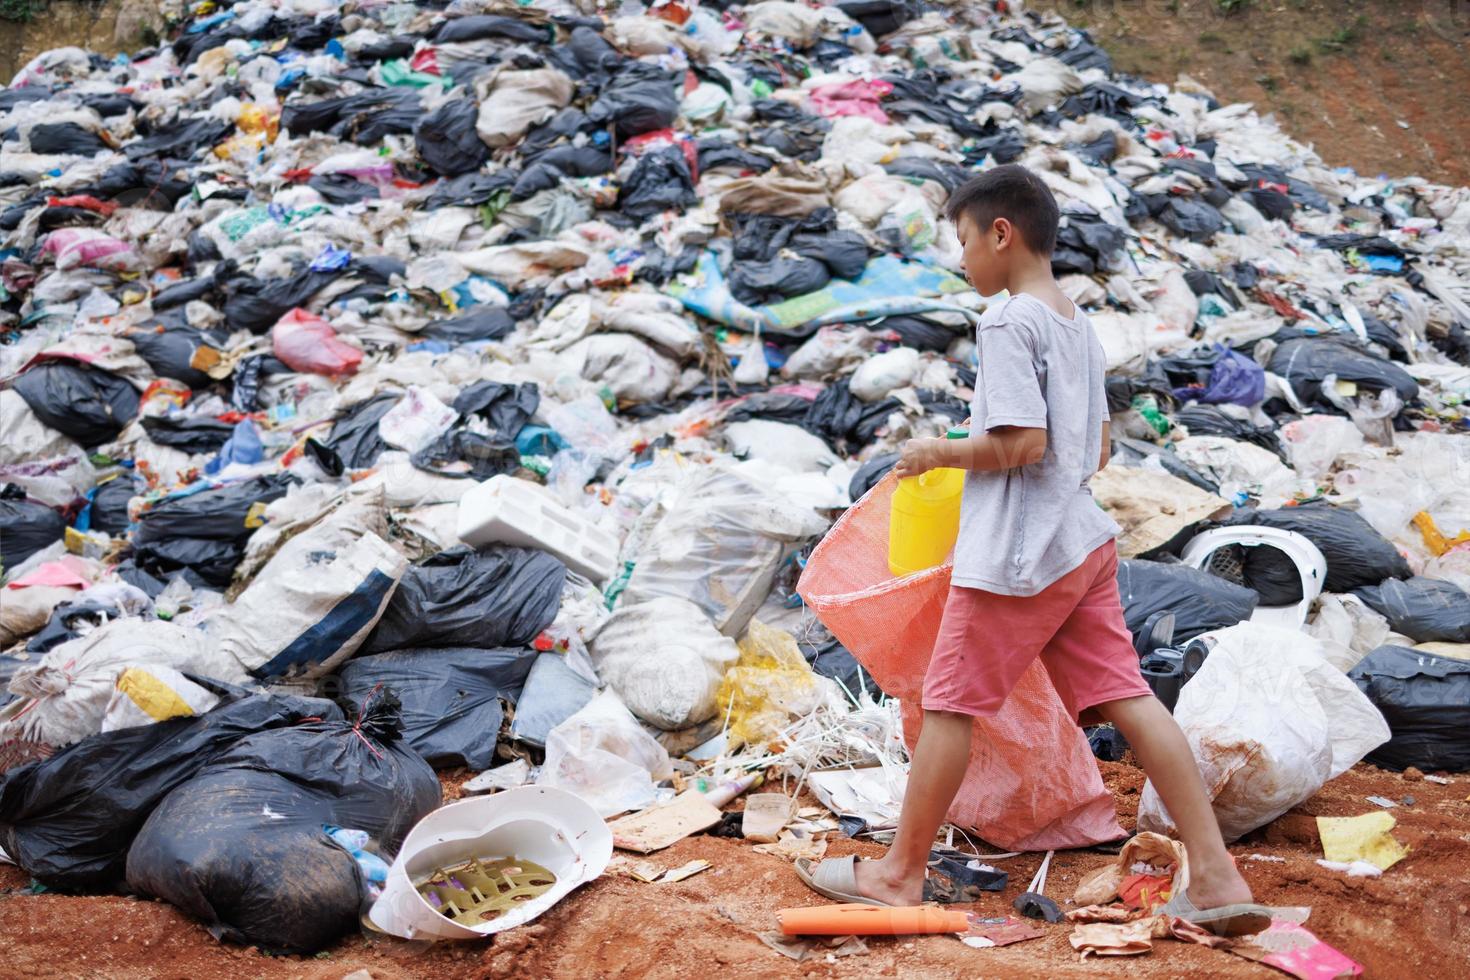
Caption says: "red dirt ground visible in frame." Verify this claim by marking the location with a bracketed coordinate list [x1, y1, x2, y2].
[3, 759, 1468, 979]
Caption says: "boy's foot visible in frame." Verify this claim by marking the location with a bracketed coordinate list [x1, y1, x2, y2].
[795, 856, 923, 907]
[1164, 866, 1273, 936]
[1185, 866, 1255, 911]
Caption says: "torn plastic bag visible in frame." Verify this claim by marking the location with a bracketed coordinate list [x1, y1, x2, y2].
[127, 537, 243, 590]
[800, 634, 886, 701]
[452, 381, 540, 438]
[1172, 346, 1265, 406]
[536, 689, 673, 818]
[1138, 624, 1389, 841]
[622, 466, 827, 636]
[411, 426, 520, 480]
[307, 173, 379, 205]
[101, 665, 222, 733]
[1268, 337, 1419, 411]
[618, 146, 698, 219]
[415, 98, 490, 177]
[133, 475, 295, 547]
[1156, 198, 1224, 243]
[219, 265, 340, 335]
[848, 453, 898, 501]
[1116, 559, 1259, 642]
[1348, 646, 1470, 773]
[0, 686, 342, 892]
[510, 651, 597, 748]
[1351, 577, 1470, 644]
[698, 139, 775, 174]
[139, 415, 235, 454]
[364, 546, 565, 655]
[1173, 405, 1284, 460]
[11, 360, 140, 448]
[28, 122, 109, 156]
[121, 116, 232, 160]
[0, 491, 65, 570]
[218, 529, 405, 681]
[332, 646, 537, 769]
[1221, 505, 1412, 604]
[125, 688, 440, 954]
[325, 393, 400, 469]
[421, 307, 516, 344]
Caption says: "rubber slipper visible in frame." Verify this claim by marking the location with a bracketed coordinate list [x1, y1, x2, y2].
[1159, 889, 1275, 936]
[793, 855, 897, 908]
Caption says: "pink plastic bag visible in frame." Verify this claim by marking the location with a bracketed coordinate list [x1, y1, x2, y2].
[41, 229, 137, 271]
[810, 80, 893, 123]
[271, 308, 363, 377]
[797, 472, 1123, 850]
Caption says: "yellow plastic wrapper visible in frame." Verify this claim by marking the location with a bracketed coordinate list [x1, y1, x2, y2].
[1317, 811, 1410, 871]
[237, 103, 280, 141]
[716, 620, 824, 749]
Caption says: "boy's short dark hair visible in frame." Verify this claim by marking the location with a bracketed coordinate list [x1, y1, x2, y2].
[942, 164, 1060, 257]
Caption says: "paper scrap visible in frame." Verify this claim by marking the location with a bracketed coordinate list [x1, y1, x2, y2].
[1225, 920, 1363, 980]
[1316, 812, 1410, 872]
[609, 791, 723, 853]
[660, 859, 712, 883]
[1315, 859, 1382, 878]
[752, 830, 828, 863]
[757, 932, 867, 962]
[1365, 796, 1397, 809]
[959, 916, 1045, 948]
[1069, 918, 1154, 957]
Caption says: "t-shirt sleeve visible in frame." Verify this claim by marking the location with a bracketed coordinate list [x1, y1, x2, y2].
[977, 316, 1048, 430]
[1089, 328, 1111, 422]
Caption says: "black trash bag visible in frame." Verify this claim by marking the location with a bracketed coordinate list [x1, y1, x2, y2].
[140, 415, 236, 454]
[433, 14, 549, 43]
[425, 170, 518, 210]
[722, 391, 815, 427]
[618, 146, 698, 218]
[414, 98, 490, 176]
[0, 491, 65, 570]
[1157, 198, 1224, 242]
[420, 306, 517, 344]
[588, 63, 679, 138]
[0, 687, 341, 892]
[697, 139, 775, 174]
[124, 688, 440, 953]
[25, 598, 122, 654]
[12, 360, 140, 448]
[1220, 504, 1412, 604]
[126, 322, 222, 388]
[123, 117, 234, 160]
[1352, 577, 1470, 644]
[800, 635, 886, 701]
[551, 24, 625, 78]
[307, 172, 379, 204]
[1072, 131, 1119, 166]
[1116, 559, 1259, 641]
[877, 314, 961, 352]
[324, 393, 400, 469]
[218, 265, 340, 335]
[729, 256, 830, 306]
[1348, 646, 1470, 773]
[134, 474, 294, 545]
[1173, 405, 1285, 460]
[410, 429, 520, 481]
[837, 0, 921, 37]
[130, 536, 245, 588]
[882, 156, 970, 192]
[87, 475, 137, 535]
[28, 122, 109, 156]
[1057, 34, 1112, 74]
[364, 545, 566, 654]
[1267, 337, 1419, 411]
[513, 145, 613, 198]
[1312, 233, 1406, 259]
[791, 230, 870, 281]
[849, 453, 898, 501]
[452, 381, 540, 437]
[330, 646, 538, 769]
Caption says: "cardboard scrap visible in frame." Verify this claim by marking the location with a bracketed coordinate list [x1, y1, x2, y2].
[1069, 919, 1155, 957]
[752, 830, 828, 863]
[757, 932, 868, 962]
[1066, 904, 1141, 924]
[1316, 812, 1409, 872]
[1073, 832, 1185, 907]
[1225, 921, 1363, 980]
[609, 791, 723, 853]
[661, 859, 712, 883]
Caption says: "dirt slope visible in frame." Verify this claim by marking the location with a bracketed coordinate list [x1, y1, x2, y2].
[1028, 0, 1470, 185]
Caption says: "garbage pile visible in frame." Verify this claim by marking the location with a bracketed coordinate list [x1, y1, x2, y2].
[2, 0, 1469, 957]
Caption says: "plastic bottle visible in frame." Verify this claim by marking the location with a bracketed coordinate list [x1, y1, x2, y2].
[887, 429, 967, 577]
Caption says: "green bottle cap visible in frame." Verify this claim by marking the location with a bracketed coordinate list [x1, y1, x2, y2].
[946, 427, 970, 439]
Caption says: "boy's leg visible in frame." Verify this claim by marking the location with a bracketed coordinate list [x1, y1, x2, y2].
[851, 708, 973, 907]
[1097, 695, 1253, 909]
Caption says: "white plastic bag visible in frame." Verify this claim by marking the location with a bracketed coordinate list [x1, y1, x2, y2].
[1138, 623, 1390, 841]
[591, 597, 739, 730]
[536, 690, 673, 818]
[378, 386, 458, 454]
[850, 347, 921, 402]
[100, 665, 222, 733]
[1280, 415, 1365, 482]
[724, 420, 837, 473]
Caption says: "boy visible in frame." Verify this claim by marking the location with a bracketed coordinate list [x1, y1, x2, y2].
[796, 165, 1271, 934]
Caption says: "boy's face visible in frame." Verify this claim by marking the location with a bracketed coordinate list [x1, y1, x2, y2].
[955, 212, 1011, 298]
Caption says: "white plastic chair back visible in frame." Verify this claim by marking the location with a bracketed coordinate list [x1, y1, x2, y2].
[1180, 526, 1327, 628]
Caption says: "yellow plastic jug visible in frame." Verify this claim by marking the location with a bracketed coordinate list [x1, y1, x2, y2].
[888, 464, 965, 577]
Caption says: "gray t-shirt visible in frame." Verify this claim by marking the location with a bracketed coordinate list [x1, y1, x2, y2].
[951, 293, 1119, 596]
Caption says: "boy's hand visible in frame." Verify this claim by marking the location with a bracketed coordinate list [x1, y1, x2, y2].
[893, 437, 946, 479]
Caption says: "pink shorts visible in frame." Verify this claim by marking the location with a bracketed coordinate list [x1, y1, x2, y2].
[923, 541, 1151, 725]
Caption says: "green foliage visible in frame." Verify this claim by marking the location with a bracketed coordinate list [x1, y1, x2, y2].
[0, 0, 37, 22]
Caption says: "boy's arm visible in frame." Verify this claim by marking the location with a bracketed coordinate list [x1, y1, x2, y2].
[893, 425, 1047, 478]
[1096, 420, 1111, 475]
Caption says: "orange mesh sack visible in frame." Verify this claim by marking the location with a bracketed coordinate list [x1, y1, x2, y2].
[798, 472, 1123, 850]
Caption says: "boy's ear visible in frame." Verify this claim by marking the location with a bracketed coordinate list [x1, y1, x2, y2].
[992, 216, 1013, 252]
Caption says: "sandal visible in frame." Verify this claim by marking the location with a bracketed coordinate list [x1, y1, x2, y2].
[793, 855, 897, 907]
[1159, 889, 1275, 936]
